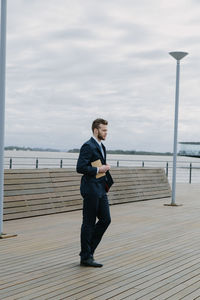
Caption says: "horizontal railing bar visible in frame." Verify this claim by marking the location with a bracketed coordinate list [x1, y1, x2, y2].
[5, 156, 200, 163]
[4, 156, 76, 160]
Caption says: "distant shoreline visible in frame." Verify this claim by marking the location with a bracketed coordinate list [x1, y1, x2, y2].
[68, 148, 173, 156]
[5, 146, 61, 152]
[5, 146, 173, 156]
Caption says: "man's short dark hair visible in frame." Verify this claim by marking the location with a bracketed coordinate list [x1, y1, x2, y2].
[92, 118, 108, 132]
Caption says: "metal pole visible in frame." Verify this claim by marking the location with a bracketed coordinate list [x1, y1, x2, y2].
[171, 60, 180, 205]
[189, 163, 192, 184]
[9, 158, 12, 169]
[165, 51, 188, 207]
[0, 0, 7, 235]
[166, 162, 168, 177]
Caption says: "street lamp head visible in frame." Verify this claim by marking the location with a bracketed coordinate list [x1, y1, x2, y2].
[169, 51, 188, 61]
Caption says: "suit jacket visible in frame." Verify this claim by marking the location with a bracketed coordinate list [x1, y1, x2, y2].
[76, 137, 114, 198]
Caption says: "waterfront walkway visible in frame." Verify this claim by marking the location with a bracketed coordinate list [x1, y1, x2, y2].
[1, 183, 200, 299]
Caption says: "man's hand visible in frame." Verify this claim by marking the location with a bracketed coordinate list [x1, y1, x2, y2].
[99, 164, 110, 173]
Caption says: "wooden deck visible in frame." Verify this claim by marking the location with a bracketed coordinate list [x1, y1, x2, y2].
[1, 183, 200, 299]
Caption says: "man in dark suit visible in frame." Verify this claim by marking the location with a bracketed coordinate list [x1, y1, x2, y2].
[76, 118, 114, 267]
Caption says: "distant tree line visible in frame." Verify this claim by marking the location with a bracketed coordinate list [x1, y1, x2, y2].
[5, 146, 173, 156]
[68, 148, 172, 156]
[5, 146, 61, 152]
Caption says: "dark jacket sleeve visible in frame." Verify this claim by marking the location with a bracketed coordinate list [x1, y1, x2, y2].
[76, 143, 97, 176]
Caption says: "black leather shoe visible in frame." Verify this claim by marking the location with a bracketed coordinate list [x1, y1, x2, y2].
[80, 258, 103, 267]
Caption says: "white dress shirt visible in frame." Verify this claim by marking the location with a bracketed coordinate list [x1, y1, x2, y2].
[92, 136, 105, 174]
[92, 136, 105, 158]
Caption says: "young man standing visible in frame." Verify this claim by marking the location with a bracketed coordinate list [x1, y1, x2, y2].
[76, 118, 114, 267]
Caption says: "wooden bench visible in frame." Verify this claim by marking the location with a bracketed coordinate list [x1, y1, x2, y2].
[3, 167, 171, 220]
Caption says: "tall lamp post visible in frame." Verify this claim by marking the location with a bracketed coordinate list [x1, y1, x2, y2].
[0, 0, 7, 237]
[169, 51, 188, 206]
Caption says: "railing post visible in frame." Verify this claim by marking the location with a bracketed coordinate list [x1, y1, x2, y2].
[36, 158, 38, 169]
[60, 159, 63, 168]
[189, 163, 192, 184]
[9, 158, 12, 169]
[166, 162, 168, 177]
[117, 161, 119, 167]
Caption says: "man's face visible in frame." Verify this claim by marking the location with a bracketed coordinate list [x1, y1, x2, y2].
[96, 124, 108, 141]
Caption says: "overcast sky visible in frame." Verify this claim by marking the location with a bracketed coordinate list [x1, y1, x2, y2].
[3, 0, 200, 152]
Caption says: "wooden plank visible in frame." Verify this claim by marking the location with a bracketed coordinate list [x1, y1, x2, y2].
[4, 183, 54, 191]
[4, 178, 52, 185]
[4, 172, 51, 180]
[3, 205, 82, 220]
[4, 192, 59, 202]
[4, 195, 82, 208]
[4, 187, 55, 197]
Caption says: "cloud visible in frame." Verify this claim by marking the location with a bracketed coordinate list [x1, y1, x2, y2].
[3, 0, 200, 152]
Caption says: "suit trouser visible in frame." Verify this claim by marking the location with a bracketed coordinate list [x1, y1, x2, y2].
[80, 193, 111, 260]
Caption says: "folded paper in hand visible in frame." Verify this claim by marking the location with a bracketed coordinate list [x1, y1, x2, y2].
[91, 159, 106, 179]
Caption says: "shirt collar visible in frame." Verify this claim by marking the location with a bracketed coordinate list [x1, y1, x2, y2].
[92, 136, 102, 147]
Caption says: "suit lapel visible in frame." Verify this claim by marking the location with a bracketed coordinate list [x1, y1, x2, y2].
[90, 137, 102, 156]
[101, 143, 106, 162]
[90, 137, 106, 162]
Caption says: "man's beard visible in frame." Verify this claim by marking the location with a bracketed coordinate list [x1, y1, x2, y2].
[98, 132, 105, 140]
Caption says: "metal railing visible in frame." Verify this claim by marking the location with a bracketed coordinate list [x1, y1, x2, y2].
[112, 159, 200, 184]
[4, 156, 200, 184]
[5, 156, 76, 169]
